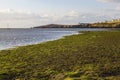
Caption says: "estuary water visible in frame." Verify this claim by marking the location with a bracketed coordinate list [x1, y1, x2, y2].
[0, 28, 107, 50]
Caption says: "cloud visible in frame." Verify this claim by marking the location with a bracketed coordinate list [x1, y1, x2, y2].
[53, 11, 115, 24]
[0, 9, 82, 28]
[97, 0, 120, 3]
[116, 5, 120, 11]
[66, 10, 79, 17]
[0, 9, 55, 28]
[0, 9, 118, 28]
[97, 0, 120, 17]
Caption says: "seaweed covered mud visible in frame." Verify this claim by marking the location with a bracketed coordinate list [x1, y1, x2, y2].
[0, 31, 120, 80]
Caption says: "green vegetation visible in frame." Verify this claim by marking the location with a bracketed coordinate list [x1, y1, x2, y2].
[1, 31, 120, 80]
[91, 20, 120, 28]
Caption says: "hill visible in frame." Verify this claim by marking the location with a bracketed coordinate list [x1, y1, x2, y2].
[34, 19, 120, 28]
[34, 24, 90, 28]
[91, 19, 120, 28]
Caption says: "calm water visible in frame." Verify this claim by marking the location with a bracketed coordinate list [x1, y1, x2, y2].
[0, 28, 107, 50]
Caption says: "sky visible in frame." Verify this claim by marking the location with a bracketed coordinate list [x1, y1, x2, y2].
[0, 0, 120, 28]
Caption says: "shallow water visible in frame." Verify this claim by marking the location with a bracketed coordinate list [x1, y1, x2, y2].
[0, 28, 107, 50]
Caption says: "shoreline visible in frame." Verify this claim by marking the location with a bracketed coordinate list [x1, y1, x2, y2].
[0, 31, 80, 51]
[0, 31, 120, 79]
[0, 28, 111, 51]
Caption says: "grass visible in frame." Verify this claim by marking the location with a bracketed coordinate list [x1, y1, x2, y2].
[0, 31, 120, 80]
[91, 22, 120, 28]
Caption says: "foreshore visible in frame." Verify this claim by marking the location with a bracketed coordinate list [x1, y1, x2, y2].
[0, 31, 120, 80]
[0, 31, 79, 51]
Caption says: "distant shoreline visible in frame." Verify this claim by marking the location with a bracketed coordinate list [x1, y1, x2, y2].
[34, 24, 120, 28]
[34, 19, 120, 28]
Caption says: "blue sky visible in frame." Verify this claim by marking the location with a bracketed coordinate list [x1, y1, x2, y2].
[0, 0, 120, 28]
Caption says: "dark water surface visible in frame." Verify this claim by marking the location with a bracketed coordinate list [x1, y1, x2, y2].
[0, 28, 107, 50]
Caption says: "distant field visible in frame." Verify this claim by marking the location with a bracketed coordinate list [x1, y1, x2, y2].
[0, 31, 120, 80]
[91, 21, 120, 28]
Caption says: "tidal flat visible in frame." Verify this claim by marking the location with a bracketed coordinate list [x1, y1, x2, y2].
[0, 31, 120, 80]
